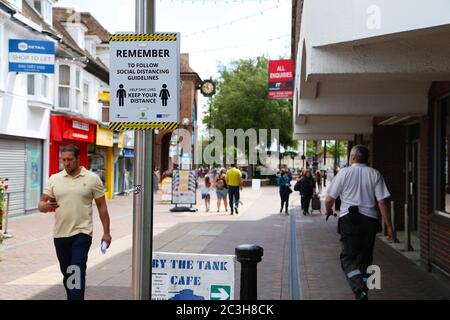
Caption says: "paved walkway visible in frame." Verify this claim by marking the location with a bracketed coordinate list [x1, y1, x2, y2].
[1, 185, 449, 300]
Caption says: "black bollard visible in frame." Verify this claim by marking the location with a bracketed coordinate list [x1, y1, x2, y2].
[235, 244, 264, 300]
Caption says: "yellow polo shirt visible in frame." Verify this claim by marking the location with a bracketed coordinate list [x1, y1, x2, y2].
[44, 167, 105, 238]
[226, 167, 242, 187]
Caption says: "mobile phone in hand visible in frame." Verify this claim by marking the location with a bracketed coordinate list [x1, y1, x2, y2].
[48, 197, 57, 212]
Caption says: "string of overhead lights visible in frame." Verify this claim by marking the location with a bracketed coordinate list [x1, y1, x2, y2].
[187, 34, 290, 54]
[184, 5, 281, 38]
[159, 0, 287, 4]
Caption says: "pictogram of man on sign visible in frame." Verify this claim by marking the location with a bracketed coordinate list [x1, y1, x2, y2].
[117, 84, 126, 107]
[159, 84, 170, 106]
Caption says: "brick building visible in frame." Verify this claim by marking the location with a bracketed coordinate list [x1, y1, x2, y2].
[292, 0, 450, 279]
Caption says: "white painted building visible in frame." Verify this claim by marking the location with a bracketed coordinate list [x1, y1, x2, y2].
[293, 0, 450, 140]
[0, 0, 111, 215]
[0, 0, 56, 215]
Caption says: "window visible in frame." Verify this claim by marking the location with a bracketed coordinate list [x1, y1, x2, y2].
[33, 0, 41, 13]
[41, 74, 48, 98]
[58, 65, 70, 108]
[27, 74, 35, 95]
[435, 96, 450, 214]
[83, 83, 89, 115]
[75, 69, 81, 111]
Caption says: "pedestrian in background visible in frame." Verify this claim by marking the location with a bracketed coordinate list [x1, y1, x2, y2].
[225, 163, 242, 215]
[201, 176, 212, 212]
[215, 168, 228, 212]
[315, 170, 322, 194]
[38, 145, 111, 300]
[278, 171, 292, 215]
[325, 145, 395, 300]
[295, 170, 315, 215]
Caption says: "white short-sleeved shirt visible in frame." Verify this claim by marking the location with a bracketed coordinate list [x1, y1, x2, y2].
[326, 163, 390, 219]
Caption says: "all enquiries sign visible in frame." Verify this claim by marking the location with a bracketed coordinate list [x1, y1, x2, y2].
[109, 33, 180, 131]
[152, 252, 235, 300]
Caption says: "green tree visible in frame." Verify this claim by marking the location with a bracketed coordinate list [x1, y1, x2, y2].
[204, 57, 295, 162]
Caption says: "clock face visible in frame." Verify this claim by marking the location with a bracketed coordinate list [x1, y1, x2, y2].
[201, 80, 215, 96]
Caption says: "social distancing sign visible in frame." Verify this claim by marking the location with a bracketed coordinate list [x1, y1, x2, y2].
[109, 33, 180, 130]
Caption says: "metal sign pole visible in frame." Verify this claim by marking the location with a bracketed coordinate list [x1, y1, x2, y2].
[132, 0, 155, 300]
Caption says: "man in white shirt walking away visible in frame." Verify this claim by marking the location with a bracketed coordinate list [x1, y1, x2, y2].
[325, 145, 395, 300]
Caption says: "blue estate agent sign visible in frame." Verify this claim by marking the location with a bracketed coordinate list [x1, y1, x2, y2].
[9, 39, 55, 74]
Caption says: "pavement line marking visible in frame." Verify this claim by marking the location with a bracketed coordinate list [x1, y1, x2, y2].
[288, 200, 302, 300]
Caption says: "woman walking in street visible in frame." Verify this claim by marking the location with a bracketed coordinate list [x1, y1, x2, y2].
[278, 171, 292, 215]
[215, 169, 228, 212]
[202, 176, 212, 212]
[295, 170, 316, 215]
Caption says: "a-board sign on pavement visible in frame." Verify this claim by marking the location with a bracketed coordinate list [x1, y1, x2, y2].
[109, 33, 180, 131]
[152, 252, 235, 300]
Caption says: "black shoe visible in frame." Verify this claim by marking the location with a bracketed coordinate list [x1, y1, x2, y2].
[230, 210, 234, 215]
[280, 208, 283, 213]
[235, 208, 239, 214]
[303, 211, 307, 216]
[355, 291, 368, 300]
[285, 211, 289, 215]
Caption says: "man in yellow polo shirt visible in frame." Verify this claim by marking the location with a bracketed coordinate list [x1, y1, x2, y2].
[38, 144, 111, 300]
[225, 164, 243, 215]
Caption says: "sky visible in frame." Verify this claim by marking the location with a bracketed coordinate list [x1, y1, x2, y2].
[56, 0, 292, 130]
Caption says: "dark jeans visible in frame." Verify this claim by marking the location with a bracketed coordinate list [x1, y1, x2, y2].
[280, 192, 290, 213]
[338, 211, 379, 299]
[228, 186, 240, 213]
[301, 193, 312, 213]
[54, 233, 92, 300]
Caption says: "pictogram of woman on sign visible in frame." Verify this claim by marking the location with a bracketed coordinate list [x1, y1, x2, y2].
[159, 84, 170, 106]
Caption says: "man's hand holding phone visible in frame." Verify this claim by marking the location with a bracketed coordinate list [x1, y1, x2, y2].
[47, 197, 59, 212]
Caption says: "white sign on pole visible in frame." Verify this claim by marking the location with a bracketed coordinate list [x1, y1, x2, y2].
[152, 252, 235, 300]
[252, 178, 261, 191]
[109, 33, 180, 131]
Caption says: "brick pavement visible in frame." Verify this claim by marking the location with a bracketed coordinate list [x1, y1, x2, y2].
[295, 192, 450, 300]
[1, 186, 450, 300]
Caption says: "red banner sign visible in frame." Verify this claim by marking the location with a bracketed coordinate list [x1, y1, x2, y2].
[268, 59, 294, 100]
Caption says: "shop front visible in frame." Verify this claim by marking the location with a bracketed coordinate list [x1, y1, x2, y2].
[90, 126, 114, 199]
[49, 114, 96, 176]
[114, 131, 135, 195]
[0, 136, 44, 216]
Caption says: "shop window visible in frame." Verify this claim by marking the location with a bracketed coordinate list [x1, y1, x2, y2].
[58, 65, 70, 108]
[435, 96, 450, 214]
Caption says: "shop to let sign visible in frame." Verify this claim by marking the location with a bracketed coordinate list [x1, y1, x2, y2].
[9, 39, 55, 74]
[109, 33, 180, 131]
[268, 59, 294, 100]
[152, 252, 235, 300]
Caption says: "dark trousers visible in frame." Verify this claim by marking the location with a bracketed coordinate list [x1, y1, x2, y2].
[280, 193, 290, 213]
[228, 186, 240, 212]
[54, 233, 92, 300]
[338, 212, 379, 299]
[301, 193, 312, 213]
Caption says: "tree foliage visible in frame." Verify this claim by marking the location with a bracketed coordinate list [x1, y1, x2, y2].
[204, 57, 295, 151]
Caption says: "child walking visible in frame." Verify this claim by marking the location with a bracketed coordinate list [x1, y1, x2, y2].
[202, 176, 212, 212]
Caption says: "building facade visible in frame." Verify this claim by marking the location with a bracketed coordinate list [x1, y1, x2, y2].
[292, 0, 450, 278]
